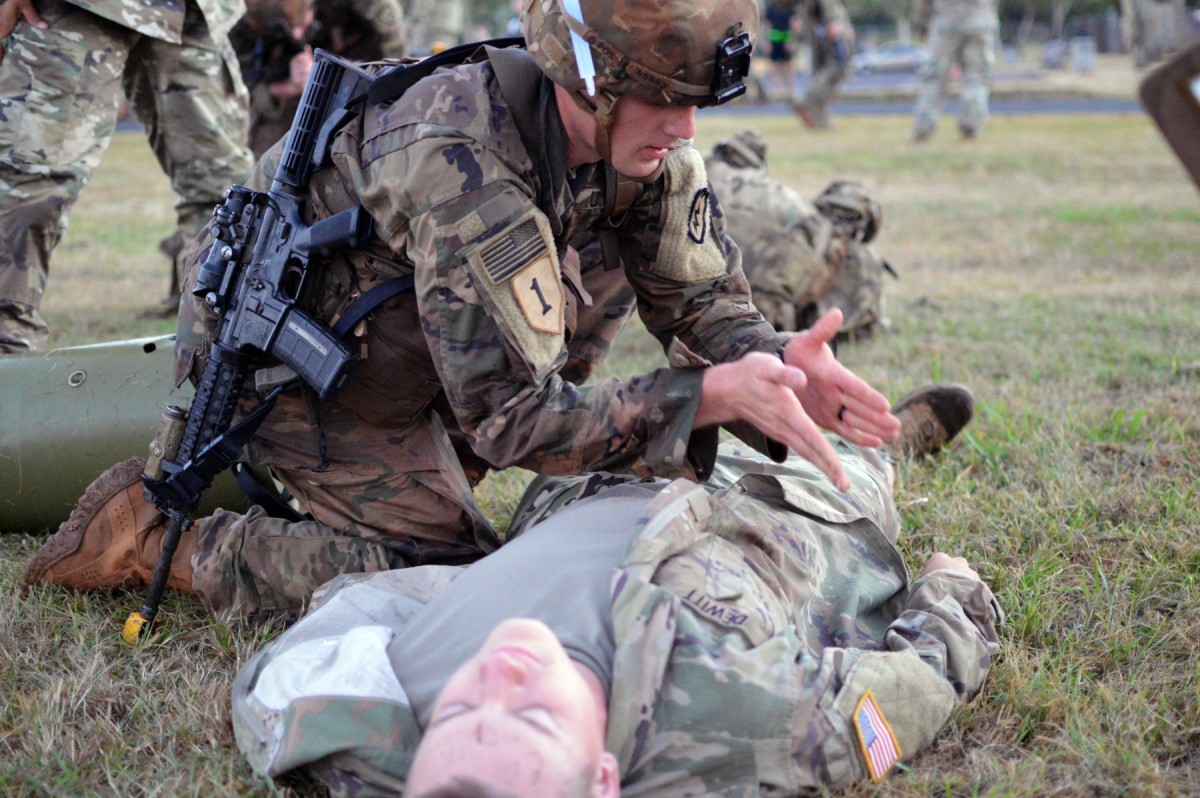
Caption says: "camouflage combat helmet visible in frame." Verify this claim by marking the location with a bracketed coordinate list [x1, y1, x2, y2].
[521, 0, 758, 174]
[813, 180, 883, 244]
[712, 129, 768, 170]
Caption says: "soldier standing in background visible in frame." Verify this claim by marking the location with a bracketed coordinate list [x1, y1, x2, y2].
[793, 0, 854, 130]
[0, 0, 254, 351]
[911, 0, 999, 141]
[231, 0, 407, 160]
[308, 0, 406, 62]
[705, 129, 894, 339]
[230, 0, 315, 159]
[763, 1, 799, 100]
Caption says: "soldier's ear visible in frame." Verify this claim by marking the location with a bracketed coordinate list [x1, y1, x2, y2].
[592, 751, 620, 797]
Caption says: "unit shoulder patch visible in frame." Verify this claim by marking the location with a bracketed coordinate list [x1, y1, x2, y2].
[653, 145, 727, 283]
[465, 210, 565, 376]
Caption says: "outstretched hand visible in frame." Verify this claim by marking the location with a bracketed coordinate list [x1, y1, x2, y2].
[782, 308, 900, 449]
[921, 552, 980, 580]
[695, 308, 900, 490]
[0, 0, 47, 64]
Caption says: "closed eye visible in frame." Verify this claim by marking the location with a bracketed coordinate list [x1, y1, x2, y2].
[517, 706, 559, 735]
[429, 702, 473, 727]
[429, 703, 559, 738]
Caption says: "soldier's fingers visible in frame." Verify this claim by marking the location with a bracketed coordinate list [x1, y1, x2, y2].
[781, 413, 849, 491]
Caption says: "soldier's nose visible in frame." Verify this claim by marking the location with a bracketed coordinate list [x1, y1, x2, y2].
[662, 105, 697, 141]
[478, 650, 530, 701]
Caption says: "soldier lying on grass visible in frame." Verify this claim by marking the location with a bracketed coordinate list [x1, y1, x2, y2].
[231, 412, 999, 796]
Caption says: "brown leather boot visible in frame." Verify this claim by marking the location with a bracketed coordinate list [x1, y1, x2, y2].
[888, 384, 975, 459]
[23, 458, 196, 593]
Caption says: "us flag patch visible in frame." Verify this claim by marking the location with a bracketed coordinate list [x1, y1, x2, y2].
[478, 219, 545, 284]
[853, 690, 902, 782]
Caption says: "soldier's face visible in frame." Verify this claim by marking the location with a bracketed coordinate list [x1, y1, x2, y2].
[556, 85, 697, 178]
[406, 618, 619, 796]
[608, 96, 697, 178]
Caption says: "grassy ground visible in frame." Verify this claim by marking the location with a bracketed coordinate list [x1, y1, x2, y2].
[3, 108, 1200, 796]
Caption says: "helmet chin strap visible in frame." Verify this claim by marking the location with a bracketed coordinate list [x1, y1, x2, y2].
[571, 89, 666, 184]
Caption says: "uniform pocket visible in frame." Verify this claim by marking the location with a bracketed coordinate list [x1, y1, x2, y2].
[653, 530, 788, 648]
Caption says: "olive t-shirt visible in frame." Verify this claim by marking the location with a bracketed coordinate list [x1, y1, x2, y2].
[387, 484, 664, 727]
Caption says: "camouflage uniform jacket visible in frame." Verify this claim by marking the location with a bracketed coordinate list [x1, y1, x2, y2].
[64, 0, 246, 42]
[231, 440, 1002, 795]
[187, 52, 789, 482]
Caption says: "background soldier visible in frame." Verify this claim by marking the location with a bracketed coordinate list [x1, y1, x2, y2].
[0, 0, 254, 351]
[763, 0, 799, 100]
[911, 0, 999, 141]
[706, 129, 894, 339]
[793, 0, 853, 130]
[231, 0, 408, 160]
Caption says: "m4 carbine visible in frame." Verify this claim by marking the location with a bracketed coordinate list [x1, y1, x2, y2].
[124, 50, 374, 643]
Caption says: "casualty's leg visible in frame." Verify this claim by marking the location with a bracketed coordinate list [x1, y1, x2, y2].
[886, 383, 975, 459]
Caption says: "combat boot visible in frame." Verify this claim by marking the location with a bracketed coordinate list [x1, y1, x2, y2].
[23, 458, 196, 593]
[887, 383, 975, 459]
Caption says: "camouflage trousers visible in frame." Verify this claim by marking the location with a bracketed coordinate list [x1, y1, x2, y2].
[912, 25, 996, 139]
[0, 0, 253, 353]
[797, 39, 849, 127]
[190, 388, 501, 621]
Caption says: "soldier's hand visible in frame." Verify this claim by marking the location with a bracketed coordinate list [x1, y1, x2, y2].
[782, 308, 900, 448]
[0, 0, 48, 63]
[921, 552, 980, 580]
[696, 350, 851, 490]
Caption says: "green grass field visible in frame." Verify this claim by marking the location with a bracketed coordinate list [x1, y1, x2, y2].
[3, 108, 1199, 796]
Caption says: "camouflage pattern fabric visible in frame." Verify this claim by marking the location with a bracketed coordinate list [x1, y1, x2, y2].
[0, 0, 252, 353]
[912, 0, 999, 138]
[795, 0, 851, 127]
[65, 0, 245, 43]
[230, 439, 1002, 795]
[175, 54, 791, 620]
[705, 131, 891, 336]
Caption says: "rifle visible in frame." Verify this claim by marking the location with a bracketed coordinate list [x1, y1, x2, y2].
[123, 49, 375, 644]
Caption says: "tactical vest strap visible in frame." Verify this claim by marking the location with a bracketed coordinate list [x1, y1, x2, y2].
[367, 36, 525, 105]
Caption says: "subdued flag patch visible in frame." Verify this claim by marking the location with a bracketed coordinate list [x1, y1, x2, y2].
[479, 218, 545, 284]
[853, 690, 902, 782]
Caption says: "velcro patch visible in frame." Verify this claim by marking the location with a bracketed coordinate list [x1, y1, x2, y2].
[478, 217, 547, 284]
[654, 145, 728, 283]
[511, 251, 563, 334]
[465, 210, 565, 378]
[853, 690, 902, 783]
